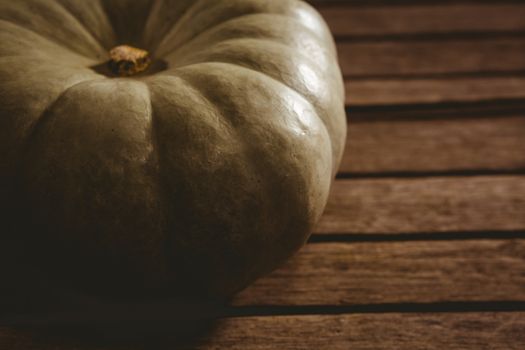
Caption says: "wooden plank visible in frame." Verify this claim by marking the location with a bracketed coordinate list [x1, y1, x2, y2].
[345, 76, 525, 107]
[1, 313, 524, 349]
[193, 313, 525, 350]
[234, 240, 525, 305]
[190, 313, 525, 350]
[317, 4, 525, 37]
[337, 38, 525, 77]
[316, 176, 525, 234]
[340, 116, 525, 174]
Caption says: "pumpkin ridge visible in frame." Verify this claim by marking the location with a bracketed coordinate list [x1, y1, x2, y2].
[169, 35, 345, 130]
[94, 0, 118, 47]
[99, 0, 156, 48]
[14, 79, 103, 251]
[162, 12, 330, 62]
[145, 73, 257, 295]
[140, 0, 161, 48]
[0, 2, 104, 59]
[54, 0, 108, 53]
[141, 80, 174, 289]
[166, 36, 333, 79]
[175, 60, 332, 155]
[140, 0, 158, 48]
[154, 0, 303, 58]
[166, 69, 315, 294]
[152, 0, 211, 55]
[0, 18, 75, 57]
[193, 60, 346, 175]
[0, 18, 88, 60]
[0, 54, 93, 69]
[22, 79, 105, 156]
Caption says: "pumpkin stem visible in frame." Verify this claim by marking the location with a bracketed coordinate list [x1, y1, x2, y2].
[108, 45, 151, 76]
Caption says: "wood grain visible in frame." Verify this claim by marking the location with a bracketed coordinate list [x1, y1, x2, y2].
[337, 38, 525, 77]
[193, 313, 525, 350]
[1, 313, 524, 349]
[345, 76, 525, 107]
[234, 240, 525, 305]
[1, 312, 523, 349]
[317, 4, 525, 37]
[316, 176, 525, 234]
[340, 116, 525, 174]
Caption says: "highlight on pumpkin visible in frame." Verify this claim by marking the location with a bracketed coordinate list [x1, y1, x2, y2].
[108, 45, 152, 76]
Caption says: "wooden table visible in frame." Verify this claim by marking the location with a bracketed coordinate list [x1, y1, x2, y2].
[2, 1, 525, 348]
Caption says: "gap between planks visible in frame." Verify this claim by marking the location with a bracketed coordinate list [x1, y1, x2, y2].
[3, 303, 525, 327]
[308, 230, 525, 243]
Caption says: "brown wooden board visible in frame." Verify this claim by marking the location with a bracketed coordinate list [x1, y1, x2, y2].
[337, 38, 525, 78]
[233, 240, 525, 305]
[340, 116, 525, 174]
[345, 77, 525, 107]
[317, 4, 525, 37]
[189, 313, 525, 350]
[1, 313, 524, 349]
[316, 176, 525, 234]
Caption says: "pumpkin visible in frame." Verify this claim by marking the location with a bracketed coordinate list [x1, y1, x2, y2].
[0, 0, 346, 299]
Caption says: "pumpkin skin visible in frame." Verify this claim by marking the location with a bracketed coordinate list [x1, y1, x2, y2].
[0, 0, 346, 298]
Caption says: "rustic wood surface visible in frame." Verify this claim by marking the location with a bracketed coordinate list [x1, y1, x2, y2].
[341, 116, 525, 174]
[1, 313, 524, 349]
[316, 176, 525, 234]
[2, 1, 525, 349]
[234, 240, 525, 305]
[317, 3, 525, 37]
[337, 38, 525, 78]
[181, 313, 525, 350]
[345, 77, 525, 106]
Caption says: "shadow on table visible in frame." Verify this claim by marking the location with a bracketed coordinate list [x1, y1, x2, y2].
[2, 294, 226, 349]
[0, 241, 228, 348]
[7, 319, 220, 349]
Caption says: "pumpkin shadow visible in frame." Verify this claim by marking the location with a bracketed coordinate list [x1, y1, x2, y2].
[2, 293, 227, 348]
[0, 215, 228, 348]
[13, 322, 218, 349]
[0, 246, 227, 348]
